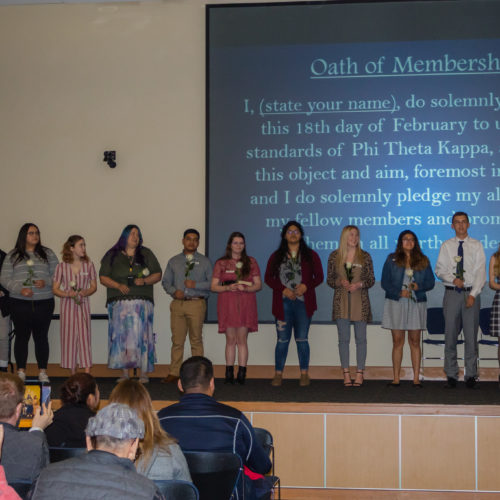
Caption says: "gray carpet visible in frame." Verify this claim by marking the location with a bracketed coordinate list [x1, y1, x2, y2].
[47, 377, 500, 406]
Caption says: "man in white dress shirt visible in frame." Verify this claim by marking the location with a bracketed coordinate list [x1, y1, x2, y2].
[435, 212, 486, 388]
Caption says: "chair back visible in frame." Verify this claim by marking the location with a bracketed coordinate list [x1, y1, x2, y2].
[184, 451, 242, 500]
[426, 307, 446, 335]
[254, 427, 273, 454]
[49, 447, 86, 463]
[8, 480, 32, 499]
[253, 428, 281, 500]
[153, 479, 199, 500]
[479, 308, 492, 337]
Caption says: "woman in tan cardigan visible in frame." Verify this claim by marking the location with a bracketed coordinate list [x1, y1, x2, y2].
[327, 226, 375, 387]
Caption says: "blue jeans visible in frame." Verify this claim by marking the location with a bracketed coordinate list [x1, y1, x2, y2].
[275, 298, 312, 371]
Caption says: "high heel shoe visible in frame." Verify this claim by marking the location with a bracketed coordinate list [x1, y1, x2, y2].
[343, 369, 353, 387]
[353, 370, 364, 387]
[224, 366, 235, 384]
[237, 366, 247, 385]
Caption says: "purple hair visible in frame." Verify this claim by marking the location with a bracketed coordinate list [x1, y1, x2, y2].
[105, 224, 145, 266]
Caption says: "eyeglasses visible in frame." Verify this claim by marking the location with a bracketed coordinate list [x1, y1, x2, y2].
[402, 238, 415, 242]
[287, 230, 300, 235]
[27, 231, 39, 236]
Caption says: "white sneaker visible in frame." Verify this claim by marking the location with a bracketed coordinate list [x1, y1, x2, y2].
[38, 372, 50, 383]
[138, 376, 149, 384]
[17, 371, 26, 382]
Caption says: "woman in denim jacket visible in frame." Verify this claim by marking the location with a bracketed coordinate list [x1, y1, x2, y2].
[381, 230, 435, 387]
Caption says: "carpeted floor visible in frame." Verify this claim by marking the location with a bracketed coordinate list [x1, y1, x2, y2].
[47, 377, 500, 405]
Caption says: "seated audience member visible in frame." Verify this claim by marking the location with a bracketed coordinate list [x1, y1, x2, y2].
[0, 373, 53, 484]
[27, 403, 164, 500]
[0, 425, 23, 500]
[109, 379, 191, 481]
[45, 373, 100, 447]
[158, 356, 272, 500]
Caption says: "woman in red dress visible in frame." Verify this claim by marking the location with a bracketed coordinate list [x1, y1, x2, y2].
[211, 232, 262, 385]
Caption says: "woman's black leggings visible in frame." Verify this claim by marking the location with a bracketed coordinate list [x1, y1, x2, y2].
[9, 298, 54, 369]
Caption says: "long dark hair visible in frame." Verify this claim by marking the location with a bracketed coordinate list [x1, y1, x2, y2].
[269, 220, 312, 276]
[11, 223, 48, 265]
[218, 232, 251, 278]
[103, 224, 145, 266]
[393, 230, 429, 271]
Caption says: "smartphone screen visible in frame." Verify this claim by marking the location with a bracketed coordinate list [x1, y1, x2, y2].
[19, 382, 42, 429]
[18, 382, 51, 429]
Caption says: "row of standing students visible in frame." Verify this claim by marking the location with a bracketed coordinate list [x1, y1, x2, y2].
[0, 215, 498, 387]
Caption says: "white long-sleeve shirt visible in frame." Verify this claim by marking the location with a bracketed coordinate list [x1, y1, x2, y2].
[435, 235, 486, 298]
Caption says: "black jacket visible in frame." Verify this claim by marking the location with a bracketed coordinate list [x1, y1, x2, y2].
[45, 403, 95, 448]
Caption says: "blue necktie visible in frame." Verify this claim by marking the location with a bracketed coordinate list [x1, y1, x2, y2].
[455, 241, 464, 292]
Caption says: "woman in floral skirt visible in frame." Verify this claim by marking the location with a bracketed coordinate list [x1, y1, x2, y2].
[99, 225, 161, 383]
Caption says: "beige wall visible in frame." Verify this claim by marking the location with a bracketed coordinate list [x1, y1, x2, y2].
[0, 2, 495, 371]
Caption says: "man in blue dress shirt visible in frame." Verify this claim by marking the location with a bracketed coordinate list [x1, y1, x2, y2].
[161, 229, 212, 383]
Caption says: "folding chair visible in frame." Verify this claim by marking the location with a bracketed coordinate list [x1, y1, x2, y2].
[153, 479, 199, 500]
[421, 307, 463, 370]
[254, 427, 280, 499]
[478, 308, 498, 365]
[184, 451, 242, 500]
[8, 480, 32, 500]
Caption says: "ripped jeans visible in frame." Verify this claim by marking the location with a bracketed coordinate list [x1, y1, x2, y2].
[275, 298, 312, 371]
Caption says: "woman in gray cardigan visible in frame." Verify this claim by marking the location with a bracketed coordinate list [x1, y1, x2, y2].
[0, 223, 58, 382]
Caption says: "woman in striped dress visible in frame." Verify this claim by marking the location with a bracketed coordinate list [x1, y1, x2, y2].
[53, 235, 97, 374]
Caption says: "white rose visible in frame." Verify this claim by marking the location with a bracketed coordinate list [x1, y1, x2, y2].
[186, 254, 194, 262]
[69, 280, 76, 288]
[345, 262, 352, 269]
[235, 261, 243, 269]
[454, 256, 462, 263]
[406, 269, 414, 278]
[26, 259, 34, 267]
[142, 268, 150, 277]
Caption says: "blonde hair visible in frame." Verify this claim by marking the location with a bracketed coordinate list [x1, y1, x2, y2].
[336, 226, 364, 272]
[109, 379, 175, 467]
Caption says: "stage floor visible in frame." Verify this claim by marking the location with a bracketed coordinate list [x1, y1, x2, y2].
[48, 376, 500, 406]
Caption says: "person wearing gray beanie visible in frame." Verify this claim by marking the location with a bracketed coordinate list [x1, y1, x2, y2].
[28, 403, 164, 500]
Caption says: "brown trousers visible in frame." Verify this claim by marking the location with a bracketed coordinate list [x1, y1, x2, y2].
[169, 298, 206, 376]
